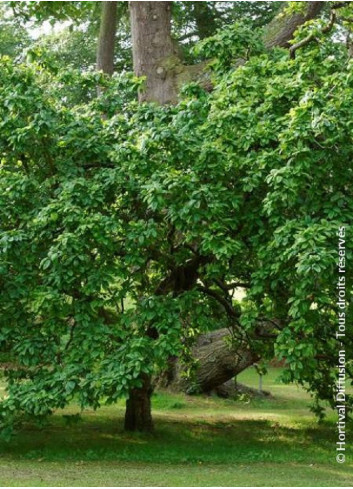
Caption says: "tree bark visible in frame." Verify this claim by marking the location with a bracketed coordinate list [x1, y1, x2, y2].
[158, 328, 260, 394]
[124, 373, 154, 432]
[96, 1, 118, 75]
[129, 1, 178, 104]
[263, 1, 325, 48]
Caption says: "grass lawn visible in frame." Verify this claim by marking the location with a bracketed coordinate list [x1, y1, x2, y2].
[0, 368, 351, 486]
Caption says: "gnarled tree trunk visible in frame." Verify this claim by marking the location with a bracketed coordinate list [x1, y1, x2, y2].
[158, 328, 260, 394]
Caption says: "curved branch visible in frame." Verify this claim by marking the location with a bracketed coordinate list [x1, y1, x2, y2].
[197, 284, 239, 320]
[177, 31, 199, 42]
[289, 10, 337, 59]
[213, 278, 250, 291]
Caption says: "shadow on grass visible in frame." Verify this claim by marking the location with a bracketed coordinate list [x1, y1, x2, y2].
[0, 410, 347, 467]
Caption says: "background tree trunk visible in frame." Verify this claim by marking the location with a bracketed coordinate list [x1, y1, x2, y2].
[96, 1, 118, 75]
[129, 1, 178, 104]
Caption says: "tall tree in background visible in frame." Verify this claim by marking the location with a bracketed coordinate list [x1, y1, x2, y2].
[96, 1, 118, 75]
[130, 1, 177, 104]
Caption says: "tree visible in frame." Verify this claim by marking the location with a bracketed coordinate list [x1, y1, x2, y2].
[0, 2, 352, 438]
[121, 0, 330, 431]
[96, 2, 118, 75]
[124, 1, 177, 431]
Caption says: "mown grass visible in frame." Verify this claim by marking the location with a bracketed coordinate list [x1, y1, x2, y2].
[0, 368, 351, 486]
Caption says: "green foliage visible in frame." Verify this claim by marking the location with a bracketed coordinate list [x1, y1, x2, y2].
[173, 2, 282, 53]
[34, 27, 98, 73]
[194, 22, 265, 72]
[9, 1, 96, 24]
[0, 18, 353, 434]
[0, 5, 31, 59]
[204, 24, 353, 410]
[28, 3, 132, 76]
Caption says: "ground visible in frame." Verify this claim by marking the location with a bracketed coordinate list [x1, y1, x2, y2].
[0, 368, 351, 486]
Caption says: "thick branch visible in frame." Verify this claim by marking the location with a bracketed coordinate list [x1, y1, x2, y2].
[159, 315, 281, 395]
[176, 2, 326, 94]
[163, 328, 260, 394]
[264, 1, 325, 49]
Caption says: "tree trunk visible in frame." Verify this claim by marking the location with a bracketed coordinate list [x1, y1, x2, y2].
[96, 1, 118, 75]
[158, 328, 260, 394]
[124, 1, 181, 432]
[129, 1, 178, 104]
[124, 373, 154, 432]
